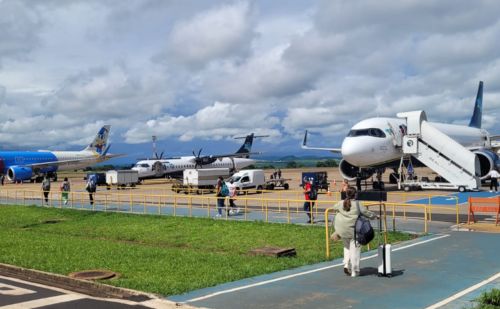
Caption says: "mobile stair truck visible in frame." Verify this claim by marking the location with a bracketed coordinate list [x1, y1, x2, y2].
[172, 168, 230, 194]
[396, 111, 480, 192]
[106, 170, 139, 190]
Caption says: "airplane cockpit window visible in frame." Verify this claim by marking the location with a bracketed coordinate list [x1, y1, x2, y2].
[347, 128, 386, 138]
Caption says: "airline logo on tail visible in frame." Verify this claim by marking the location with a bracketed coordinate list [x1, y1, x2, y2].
[85, 125, 110, 155]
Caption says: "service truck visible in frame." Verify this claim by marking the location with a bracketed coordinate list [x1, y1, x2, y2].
[172, 168, 230, 194]
[106, 170, 139, 189]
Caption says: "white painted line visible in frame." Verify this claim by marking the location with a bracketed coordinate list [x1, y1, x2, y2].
[425, 272, 500, 309]
[1, 294, 86, 309]
[185, 234, 450, 303]
[0, 283, 36, 296]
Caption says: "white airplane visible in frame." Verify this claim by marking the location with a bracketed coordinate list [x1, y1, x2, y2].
[131, 133, 260, 180]
[0, 125, 120, 182]
[302, 81, 500, 181]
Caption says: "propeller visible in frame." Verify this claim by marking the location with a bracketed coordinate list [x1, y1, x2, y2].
[154, 151, 164, 159]
[192, 148, 217, 169]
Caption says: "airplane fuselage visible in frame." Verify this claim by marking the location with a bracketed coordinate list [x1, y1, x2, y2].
[341, 117, 490, 168]
[132, 157, 255, 179]
[0, 150, 104, 181]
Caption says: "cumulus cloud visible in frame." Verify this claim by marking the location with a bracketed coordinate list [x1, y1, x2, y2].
[160, 1, 256, 69]
[43, 64, 173, 119]
[0, 1, 42, 64]
[1, 0, 499, 152]
[124, 101, 281, 143]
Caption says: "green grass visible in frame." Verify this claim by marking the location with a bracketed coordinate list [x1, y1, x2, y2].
[0, 205, 412, 296]
[472, 288, 500, 309]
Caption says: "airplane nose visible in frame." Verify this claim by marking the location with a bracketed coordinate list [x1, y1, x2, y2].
[341, 138, 370, 166]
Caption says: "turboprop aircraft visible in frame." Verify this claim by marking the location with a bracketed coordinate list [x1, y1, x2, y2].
[0, 125, 119, 182]
[302, 81, 500, 181]
[131, 133, 263, 180]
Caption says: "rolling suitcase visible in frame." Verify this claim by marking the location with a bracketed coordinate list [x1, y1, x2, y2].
[377, 203, 392, 277]
[378, 243, 392, 277]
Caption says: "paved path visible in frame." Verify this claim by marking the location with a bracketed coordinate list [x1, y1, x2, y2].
[170, 232, 500, 309]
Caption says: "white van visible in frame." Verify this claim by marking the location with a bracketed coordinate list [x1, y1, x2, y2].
[226, 169, 266, 192]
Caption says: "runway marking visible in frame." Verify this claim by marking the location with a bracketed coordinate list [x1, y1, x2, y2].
[184, 234, 450, 303]
[425, 272, 500, 309]
[1, 294, 86, 309]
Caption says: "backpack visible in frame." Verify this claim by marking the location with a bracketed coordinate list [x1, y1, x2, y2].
[308, 184, 318, 200]
[220, 182, 229, 197]
[87, 179, 96, 192]
[354, 202, 374, 245]
[62, 182, 70, 192]
[42, 179, 50, 191]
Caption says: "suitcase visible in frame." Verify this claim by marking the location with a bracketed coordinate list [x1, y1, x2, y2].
[377, 203, 392, 277]
[377, 243, 392, 277]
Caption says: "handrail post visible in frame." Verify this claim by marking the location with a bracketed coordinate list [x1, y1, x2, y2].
[287, 200, 290, 224]
[325, 208, 330, 259]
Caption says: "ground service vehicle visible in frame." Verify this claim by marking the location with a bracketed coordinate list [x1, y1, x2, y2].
[172, 168, 230, 194]
[227, 169, 290, 192]
[301, 171, 329, 191]
[106, 170, 139, 189]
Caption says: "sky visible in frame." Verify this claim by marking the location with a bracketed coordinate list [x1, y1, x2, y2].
[0, 0, 499, 163]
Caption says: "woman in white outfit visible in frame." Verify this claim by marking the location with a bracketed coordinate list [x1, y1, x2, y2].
[332, 187, 376, 277]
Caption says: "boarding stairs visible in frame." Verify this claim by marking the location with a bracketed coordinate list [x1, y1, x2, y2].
[397, 111, 480, 191]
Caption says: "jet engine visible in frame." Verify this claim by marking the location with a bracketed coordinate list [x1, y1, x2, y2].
[339, 159, 374, 181]
[474, 149, 500, 177]
[7, 166, 33, 182]
[152, 161, 166, 177]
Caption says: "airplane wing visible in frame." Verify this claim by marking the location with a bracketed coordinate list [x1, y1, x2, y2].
[301, 130, 342, 153]
[207, 152, 262, 159]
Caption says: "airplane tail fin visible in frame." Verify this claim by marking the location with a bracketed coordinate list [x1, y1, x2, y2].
[235, 133, 255, 157]
[468, 81, 483, 129]
[84, 125, 111, 155]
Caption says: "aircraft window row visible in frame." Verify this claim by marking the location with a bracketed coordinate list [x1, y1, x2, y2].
[347, 128, 386, 138]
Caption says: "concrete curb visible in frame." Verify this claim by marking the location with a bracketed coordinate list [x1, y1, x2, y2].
[0, 263, 161, 303]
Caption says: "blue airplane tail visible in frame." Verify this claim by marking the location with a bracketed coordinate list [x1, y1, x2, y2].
[235, 133, 254, 156]
[84, 125, 111, 155]
[468, 81, 483, 129]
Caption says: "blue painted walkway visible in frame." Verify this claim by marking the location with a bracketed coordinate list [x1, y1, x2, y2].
[170, 232, 500, 309]
[407, 191, 499, 205]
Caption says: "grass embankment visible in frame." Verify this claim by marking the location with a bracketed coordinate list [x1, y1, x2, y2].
[0, 205, 412, 296]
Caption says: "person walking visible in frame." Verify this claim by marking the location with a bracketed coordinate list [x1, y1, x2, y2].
[355, 172, 362, 191]
[0, 174, 4, 186]
[60, 177, 71, 205]
[332, 187, 376, 277]
[41, 176, 51, 204]
[228, 179, 239, 215]
[86, 175, 97, 205]
[303, 178, 317, 223]
[215, 176, 227, 218]
[482, 168, 500, 192]
[340, 179, 349, 199]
